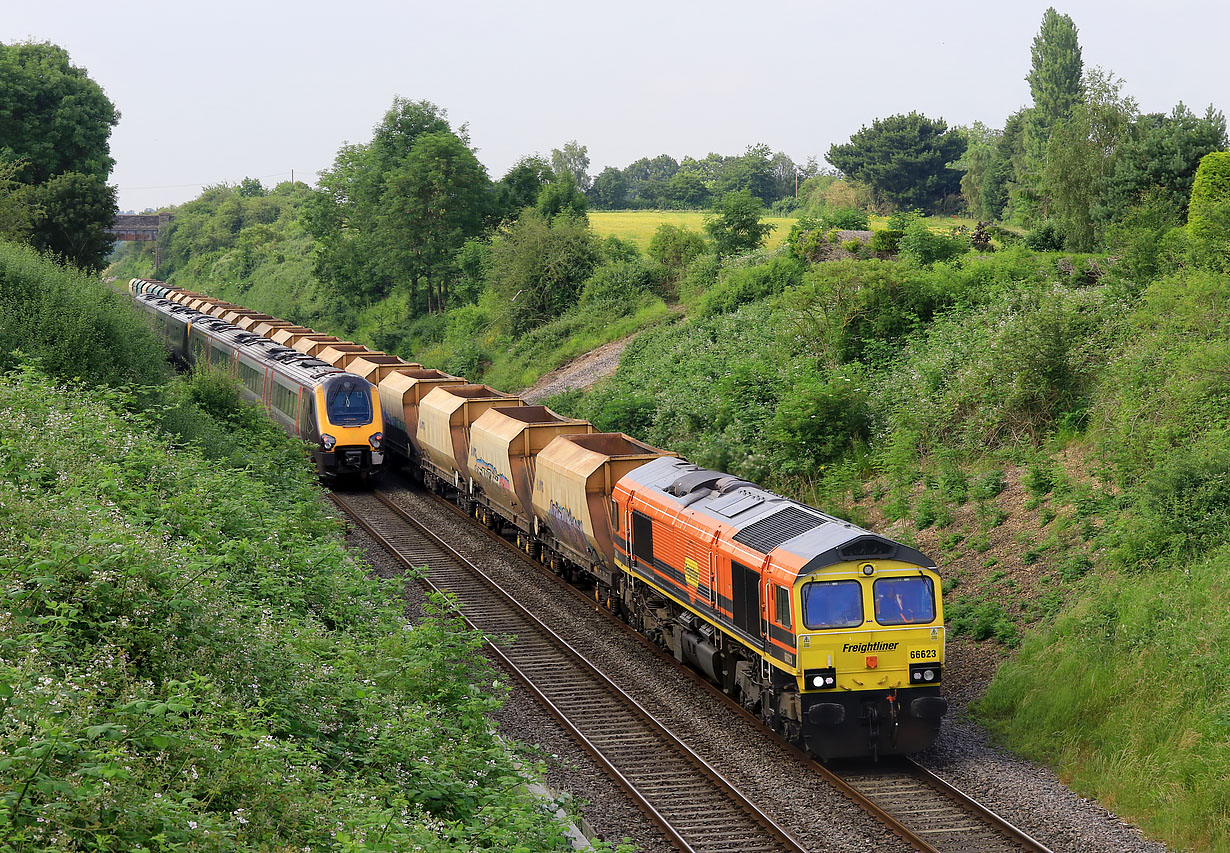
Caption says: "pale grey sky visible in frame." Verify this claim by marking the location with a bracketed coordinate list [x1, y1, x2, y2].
[7, 1, 1225, 212]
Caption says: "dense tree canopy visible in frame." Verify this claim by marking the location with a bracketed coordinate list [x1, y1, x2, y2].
[0, 41, 120, 270]
[827, 113, 966, 213]
[307, 99, 493, 313]
[1098, 103, 1227, 224]
[0, 42, 118, 184]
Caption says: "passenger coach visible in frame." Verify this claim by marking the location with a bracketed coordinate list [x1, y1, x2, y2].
[131, 285, 384, 477]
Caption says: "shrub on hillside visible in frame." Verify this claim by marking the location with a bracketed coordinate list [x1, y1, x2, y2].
[1187, 150, 1230, 271]
[648, 223, 708, 283]
[869, 228, 904, 253]
[695, 253, 805, 317]
[898, 220, 970, 265]
[819, 206, 870, 230]
[1024, 220, 1065, 251]
[0, 240, 169, 387]
[768, 372, 870, 474]
[0, 367, 574, 851]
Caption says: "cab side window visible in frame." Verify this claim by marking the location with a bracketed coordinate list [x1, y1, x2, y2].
[774, 584, 792, 630]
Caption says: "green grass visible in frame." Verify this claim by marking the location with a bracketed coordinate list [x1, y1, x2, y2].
[589, 210, 798, 250]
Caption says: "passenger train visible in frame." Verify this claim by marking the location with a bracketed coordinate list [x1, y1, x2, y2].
[128, 278, 947, 760]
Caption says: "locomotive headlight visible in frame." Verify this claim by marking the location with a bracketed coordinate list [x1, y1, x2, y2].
[804, 667, 837, 690]
[861, 563, 875, 576]
[369, 432, 383, 451]
[321, 433, 337, 451]
[910, 663, 942, 684]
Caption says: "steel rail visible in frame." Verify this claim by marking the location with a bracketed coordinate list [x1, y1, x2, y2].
[331, 489, 808, 853]
[408, 480, 1056, 853]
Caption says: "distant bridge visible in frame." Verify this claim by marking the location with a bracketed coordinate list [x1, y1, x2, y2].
[107, 213, 173, 269]
[107, 213, 172, 242]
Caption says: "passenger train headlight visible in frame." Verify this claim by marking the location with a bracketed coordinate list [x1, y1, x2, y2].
[369, 432, 383, 451]
[321, 433, 336, 451]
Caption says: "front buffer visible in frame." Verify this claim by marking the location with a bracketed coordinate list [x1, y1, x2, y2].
[802, 686, 947, 760]
[798, 627, 948, 760]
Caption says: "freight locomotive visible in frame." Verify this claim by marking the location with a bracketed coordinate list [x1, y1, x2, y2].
[129, 278, 948, 760]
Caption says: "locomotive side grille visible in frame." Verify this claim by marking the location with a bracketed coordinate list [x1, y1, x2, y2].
[732, 506, 825, 554]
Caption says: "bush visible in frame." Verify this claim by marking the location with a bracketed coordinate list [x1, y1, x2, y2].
[0, 367, 575, 851]
[820, 206, 870, 230]
[898, 220, 970, 265]
[767, 372, 870, 475]
[869, 228, 903, 253]
[1187, 151, 1230, 272]
[694, 253, 805, 317]
[946, 596, 1019, 644]
[648, 223, 707, 281]
[1024, 220, 1065, 251]
[0, 240, 169, 387]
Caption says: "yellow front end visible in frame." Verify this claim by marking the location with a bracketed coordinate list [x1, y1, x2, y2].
[793, 562, 948, 759]
[312, 381, 385, 477]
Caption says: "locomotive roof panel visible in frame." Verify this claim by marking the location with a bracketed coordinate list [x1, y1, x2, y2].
[621, 456, 933, 572]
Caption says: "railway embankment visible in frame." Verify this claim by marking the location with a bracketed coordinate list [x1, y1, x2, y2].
[0, 244, 584, 851]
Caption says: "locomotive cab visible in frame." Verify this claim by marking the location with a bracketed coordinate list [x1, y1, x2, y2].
[310, 373, 385, 476]
[794, 562, 947, 760]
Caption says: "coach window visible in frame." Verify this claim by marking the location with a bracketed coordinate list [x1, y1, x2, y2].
[631, 510, 654, 565]
[775, 584, 792, 630]
[212, 343, 230, 367]
[801, 580, 863, 630]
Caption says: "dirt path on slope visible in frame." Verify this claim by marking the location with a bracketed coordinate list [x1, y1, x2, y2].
[521, 337, 632, 403]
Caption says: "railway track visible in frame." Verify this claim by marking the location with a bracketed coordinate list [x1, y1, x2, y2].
[330, 488, 808, 853]
[397, 481, 1057, 853]
[822, 760, 1053, 853]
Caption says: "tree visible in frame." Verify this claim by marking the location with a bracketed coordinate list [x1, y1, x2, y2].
[496, 155, 552, 218]
[536, 172, 588, 220]
[981, 112, 1027, 220]
[489, 210, 601, 335]
[1025, 8, 1084, 165]
[1098, 103, 1227, 225]
[0, 41, 119, 270]
[377, 130, 492, 313]
[1042, 68, 1137, 250]
[28, 172, 117, 271]
[0, 42, 118, 183]
[705, 189, 774, 257]
[590, 166, 628, 208]
[308, 98, 491, 312]
[238, 177, 267, 198]
[713, 144, 775, 202]
[827, 113, 966, 213]
[955, 122, 1000, 219]
[664, 169, 709, 207]
[550, 140, 591, 193]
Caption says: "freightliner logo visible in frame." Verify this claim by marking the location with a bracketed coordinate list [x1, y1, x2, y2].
[843, 641, 900, 653]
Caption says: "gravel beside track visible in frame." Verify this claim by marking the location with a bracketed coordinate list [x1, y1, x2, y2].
[349, 482, 1174, 853]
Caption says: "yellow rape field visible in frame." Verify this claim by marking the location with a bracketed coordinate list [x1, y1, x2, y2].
[588, 210, 799, 251]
